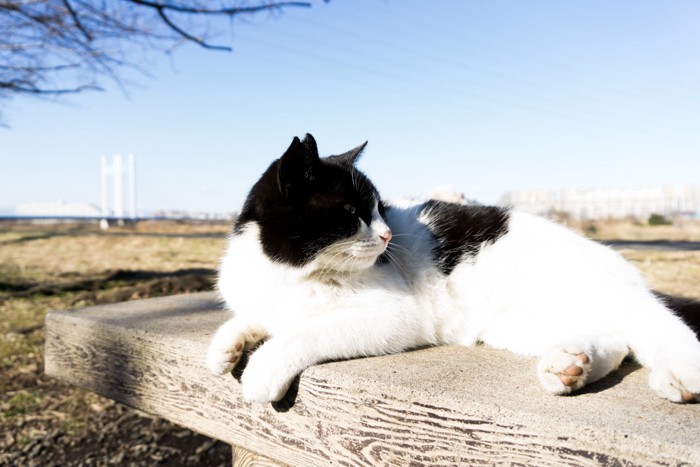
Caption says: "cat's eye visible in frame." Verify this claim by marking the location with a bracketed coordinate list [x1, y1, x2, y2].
[344, 204, 357, 215]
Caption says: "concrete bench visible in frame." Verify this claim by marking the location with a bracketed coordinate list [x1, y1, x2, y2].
[45, 292, 700, 466]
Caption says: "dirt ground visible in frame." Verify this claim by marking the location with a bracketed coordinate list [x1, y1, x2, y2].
[1, 218, 699, 466]
[1, 220, 231, 466]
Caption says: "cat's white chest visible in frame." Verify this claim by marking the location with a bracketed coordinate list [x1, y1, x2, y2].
[218, 224, 410, 334]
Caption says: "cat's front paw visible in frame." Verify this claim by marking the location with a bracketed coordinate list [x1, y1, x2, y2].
[537, 344, 592, 395]
[240, 340, 297, 404]
[206, 321, 265, 375]
[649, 362, 700, 403]
[206, 334, 245, 375]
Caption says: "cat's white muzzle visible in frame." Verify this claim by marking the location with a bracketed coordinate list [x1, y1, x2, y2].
[348, 219, 392, 269]
[315, 218, 392, 273]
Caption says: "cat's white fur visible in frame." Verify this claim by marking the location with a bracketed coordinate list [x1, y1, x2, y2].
[207, 200, 700, 404]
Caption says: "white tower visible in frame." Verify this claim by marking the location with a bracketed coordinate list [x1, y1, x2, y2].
[127, 153, 137, 219]
[112, 154, 124, 219]
[100, 154, 137, 221]
[100, 155, 109, 218]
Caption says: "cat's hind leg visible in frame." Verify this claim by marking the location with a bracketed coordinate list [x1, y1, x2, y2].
[649, 363, 700, 403]
[537, 336, 629, 395]
[623, 299, 700, 403]
[634, 328, 700, 403]
[206, 317, 266, 375]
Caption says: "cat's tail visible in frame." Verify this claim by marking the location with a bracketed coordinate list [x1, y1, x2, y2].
[655, 291, 700, 339]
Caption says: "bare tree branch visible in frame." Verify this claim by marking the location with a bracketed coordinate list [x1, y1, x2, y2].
[125, 0, 312, 17]
[0, 0, 316, 123]
[0, 80, 102, 95]
[152, 4, 232, 51]
[62, 0, 93, 41]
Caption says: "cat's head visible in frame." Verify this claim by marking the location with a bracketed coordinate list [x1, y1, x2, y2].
[236, 134, 392, 273]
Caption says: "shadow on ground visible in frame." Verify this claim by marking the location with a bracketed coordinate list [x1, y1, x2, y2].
[604, 240, 700, 251]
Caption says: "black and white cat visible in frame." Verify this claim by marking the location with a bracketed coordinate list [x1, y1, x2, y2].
[207, 134, 700, 404]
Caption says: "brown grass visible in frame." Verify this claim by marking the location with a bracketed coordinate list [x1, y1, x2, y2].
[620, 250, 700, 301]
[556, 217, 700, 301]
[0, 220, 230, 464]
[563, 218, 700, 242]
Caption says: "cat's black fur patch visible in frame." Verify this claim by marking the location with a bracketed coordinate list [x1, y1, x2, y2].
[655, 292, 700, 339]
[234, 134, 382, 266]
[422, 200, 510, 275]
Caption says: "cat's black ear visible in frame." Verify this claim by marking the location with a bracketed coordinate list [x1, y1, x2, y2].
[331, 141, 367, 166]
[277, 134, 320, 197]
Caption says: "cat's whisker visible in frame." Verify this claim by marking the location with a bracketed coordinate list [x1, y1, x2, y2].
[385, 242, 414, 258]
[329, 253, 359, 281]
[382, 248, 411, 279]
[386, 246, 407, 259]
[316, 249, 352, 283]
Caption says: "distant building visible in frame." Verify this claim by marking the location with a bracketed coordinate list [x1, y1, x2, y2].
[149, 210, 234, 221]
[500, 185, 700, 220]
[15, 200, 101, 217]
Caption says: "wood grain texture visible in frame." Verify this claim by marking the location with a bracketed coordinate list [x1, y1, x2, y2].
[45, 292, 700, 466]
[233, 446, 286, 467]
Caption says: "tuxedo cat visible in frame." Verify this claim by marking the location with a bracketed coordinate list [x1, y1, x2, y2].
[207, 134, 700, 404]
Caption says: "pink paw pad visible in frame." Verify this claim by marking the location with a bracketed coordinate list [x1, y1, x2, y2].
[560, 353, 589, 387]
[538, 347, 593, 395]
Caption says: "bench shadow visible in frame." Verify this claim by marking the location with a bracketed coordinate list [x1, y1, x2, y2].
[574, 359, 643, 396]
[271, 378, 300, 413]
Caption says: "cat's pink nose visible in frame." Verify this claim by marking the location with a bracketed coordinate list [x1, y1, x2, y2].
[380, 229, 392, 244]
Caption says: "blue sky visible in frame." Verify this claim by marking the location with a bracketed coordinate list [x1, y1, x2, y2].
[2, 0, 699, 213]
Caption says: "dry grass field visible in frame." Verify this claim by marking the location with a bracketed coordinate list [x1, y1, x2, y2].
[1, 220, 230, 466]
[1, 217, 699, 465]
[565, 217, 700, 301]
[569, 217, 700, 243]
